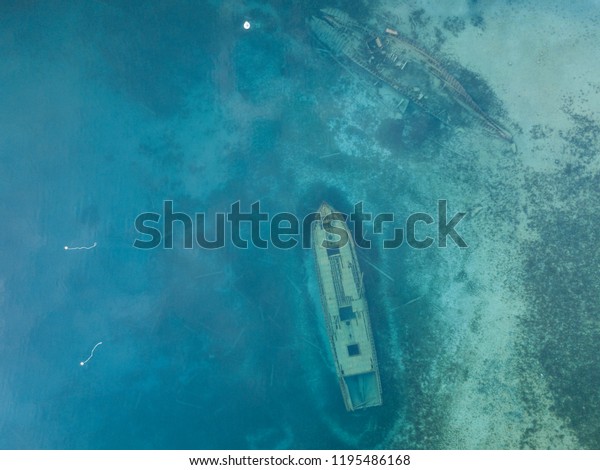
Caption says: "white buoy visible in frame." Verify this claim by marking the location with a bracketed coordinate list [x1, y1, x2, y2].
[243, 20, 251, 30]
[64, 242, 97, 251]
[79, 342, 103, 367]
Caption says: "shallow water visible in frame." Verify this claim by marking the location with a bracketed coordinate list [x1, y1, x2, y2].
[1, 1, 599, 449]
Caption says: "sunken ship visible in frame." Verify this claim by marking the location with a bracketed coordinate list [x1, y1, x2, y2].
[309, 8, 512, 142]
[312, 202, 382, 411]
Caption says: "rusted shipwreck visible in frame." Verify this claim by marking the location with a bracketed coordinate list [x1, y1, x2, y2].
[309, 8, 512, 142]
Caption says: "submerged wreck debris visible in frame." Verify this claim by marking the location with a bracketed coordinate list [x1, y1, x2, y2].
[309, 8, 513, 142]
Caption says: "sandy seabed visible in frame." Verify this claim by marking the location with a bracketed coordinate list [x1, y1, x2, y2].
[373, 0, 599, 449]
[286, 0, 600, 449]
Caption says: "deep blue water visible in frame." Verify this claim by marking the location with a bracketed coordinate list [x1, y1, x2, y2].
[0, 0, 400, 449]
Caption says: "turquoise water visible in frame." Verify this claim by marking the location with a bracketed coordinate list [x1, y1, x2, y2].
[1, 1, 599, 449]
[0, 0, 388, 449]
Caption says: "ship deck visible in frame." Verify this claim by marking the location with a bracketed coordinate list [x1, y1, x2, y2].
[313, 202, 382, 411]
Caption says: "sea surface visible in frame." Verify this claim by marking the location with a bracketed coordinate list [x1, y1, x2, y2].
[1, 0, 599, 449]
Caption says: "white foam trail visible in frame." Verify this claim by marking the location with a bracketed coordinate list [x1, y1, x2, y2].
[65, 242, 97, 251]
[80, 341, 103, 366]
